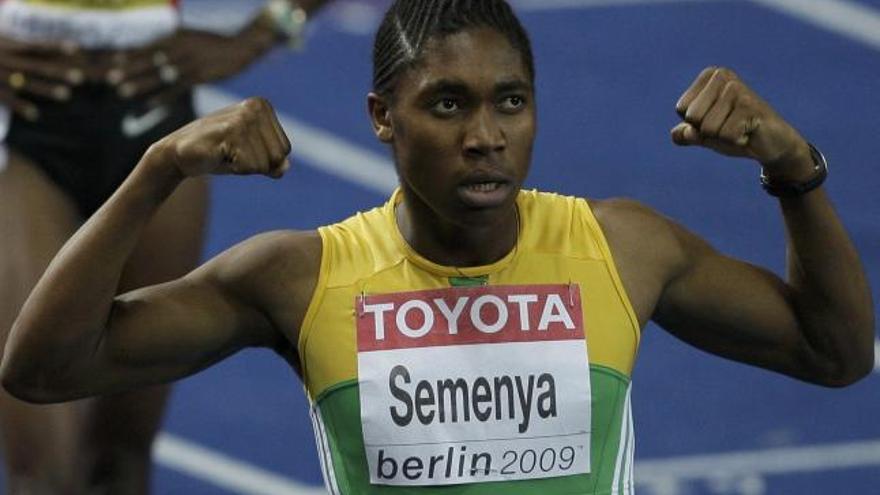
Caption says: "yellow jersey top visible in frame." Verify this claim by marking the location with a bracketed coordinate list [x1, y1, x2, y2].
[300, 189, 641, 494]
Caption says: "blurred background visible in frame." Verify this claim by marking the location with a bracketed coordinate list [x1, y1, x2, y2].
[12, 0, 880, 493]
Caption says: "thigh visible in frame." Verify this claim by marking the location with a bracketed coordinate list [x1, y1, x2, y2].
[0, 149, 87, 489]
[80, 175, 210, 451]
[77, 90, 207, 458]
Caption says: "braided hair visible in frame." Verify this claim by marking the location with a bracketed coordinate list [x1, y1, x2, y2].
[372, 0, 534, 99]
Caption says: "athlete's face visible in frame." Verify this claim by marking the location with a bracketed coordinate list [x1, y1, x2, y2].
[370, 27, 536, 227]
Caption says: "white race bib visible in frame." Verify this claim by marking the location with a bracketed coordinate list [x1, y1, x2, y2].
[357, 284, 592, 486]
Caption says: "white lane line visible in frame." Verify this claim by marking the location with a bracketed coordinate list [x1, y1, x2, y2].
[750, 0, 880, 51]
[513, 0, 727, 10]
[874, 339, 880, 373]
[637, 438, 880, 483]
[194, 87, 398, 196]
[154, 433, 326, 495]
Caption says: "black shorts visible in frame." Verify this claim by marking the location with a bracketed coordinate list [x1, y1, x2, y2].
[4, 86, 195, 217]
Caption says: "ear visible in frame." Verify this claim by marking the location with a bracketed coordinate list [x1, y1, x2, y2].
[367, 92, 393, 143]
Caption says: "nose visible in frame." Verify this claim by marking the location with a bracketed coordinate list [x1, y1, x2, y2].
[463, 106, 506, 158]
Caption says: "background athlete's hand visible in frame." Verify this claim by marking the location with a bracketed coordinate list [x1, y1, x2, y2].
[672, 67, 812, 176]
[150, 97, 291, 179]
[105, 22, 278, 107]
[0, 35, 89, 121]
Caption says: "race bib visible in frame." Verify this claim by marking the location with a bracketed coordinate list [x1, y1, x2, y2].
[357, 284, 592, 486]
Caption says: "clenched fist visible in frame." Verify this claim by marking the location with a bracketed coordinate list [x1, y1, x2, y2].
[150, 97, 291, 179]
[672, 67, 812, 178]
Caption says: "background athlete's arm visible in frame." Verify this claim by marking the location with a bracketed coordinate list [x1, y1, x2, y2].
[603, 67, 874, 387]
[0, 1, 335, 117]
[0, 98, 319, 403]
[109, 0, 336, 105]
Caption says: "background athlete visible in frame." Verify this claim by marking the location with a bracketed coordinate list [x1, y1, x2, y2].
[1, 0, 874, 493]
[0, 0, 333, 493]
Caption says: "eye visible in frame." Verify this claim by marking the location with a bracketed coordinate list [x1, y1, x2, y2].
[431, 97, 460, 115]
[499, 95, 526, 112]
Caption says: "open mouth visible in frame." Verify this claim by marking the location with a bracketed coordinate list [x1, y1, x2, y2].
[457, 181, 512, 208]
[465, 182, 502, 193]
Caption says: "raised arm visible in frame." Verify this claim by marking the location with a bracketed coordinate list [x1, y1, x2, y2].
[0, 98, 320, 403]
[600, 67, 874, 387]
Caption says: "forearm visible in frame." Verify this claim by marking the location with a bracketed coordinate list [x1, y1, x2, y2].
[774, 154, 875, 382]
[669, 67, 874, 384]
[1, 147, 183, 389]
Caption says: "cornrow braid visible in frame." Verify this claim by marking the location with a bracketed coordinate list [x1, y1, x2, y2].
[372, 0, 534, 99]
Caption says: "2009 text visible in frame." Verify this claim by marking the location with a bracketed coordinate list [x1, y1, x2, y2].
[500, 446, 578, 475]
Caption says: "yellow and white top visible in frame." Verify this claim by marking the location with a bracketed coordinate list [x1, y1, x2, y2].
[0, 0, 178, 48]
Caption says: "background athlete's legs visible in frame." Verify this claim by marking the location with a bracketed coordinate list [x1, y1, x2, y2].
[80, 175, 210, 494]
[0, 148, 209, 493]
[0, 152, 86, 494]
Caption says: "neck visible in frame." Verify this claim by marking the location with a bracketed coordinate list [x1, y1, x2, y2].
[396, 193, 519, 268]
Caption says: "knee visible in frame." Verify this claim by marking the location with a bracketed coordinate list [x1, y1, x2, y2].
[3, 438, 82, 493]
[84, 445, 152, 494]
[5, 470, 84, 495]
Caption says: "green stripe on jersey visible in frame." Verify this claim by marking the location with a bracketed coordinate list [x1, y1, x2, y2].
[312, 365, 632, 494]
[448, 276, 489, 287]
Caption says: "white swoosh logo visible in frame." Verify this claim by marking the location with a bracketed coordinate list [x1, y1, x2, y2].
[0, 104, 11, 142]
[121, 105, 170, 138]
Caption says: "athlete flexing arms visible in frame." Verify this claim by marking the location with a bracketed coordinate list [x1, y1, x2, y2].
[2, 1, 874, 494]
[0, 0, 333, 493]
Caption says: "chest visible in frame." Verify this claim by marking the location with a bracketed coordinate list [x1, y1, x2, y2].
[301, 254, 640, 403]
[304, 268, 638, 490]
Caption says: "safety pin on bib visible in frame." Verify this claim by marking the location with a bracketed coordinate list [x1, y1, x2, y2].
[356, 291, 366, 318]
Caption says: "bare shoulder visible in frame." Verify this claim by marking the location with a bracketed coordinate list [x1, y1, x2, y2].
[589, 197, 687, 261]
[189, 229, 323, 342]
[589, 197, 673, 239]
[587, 197, 698, 326]
[194, 229, 321, 284]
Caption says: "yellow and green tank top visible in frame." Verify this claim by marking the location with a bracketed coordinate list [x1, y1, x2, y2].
[299, 189, 641, 494]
